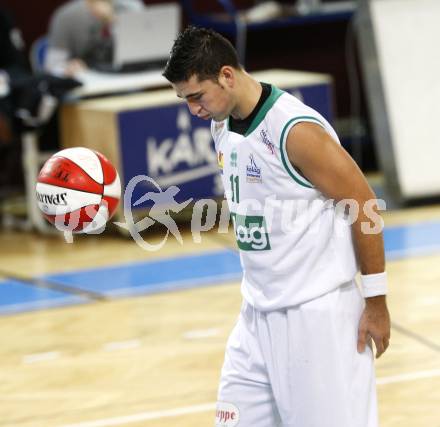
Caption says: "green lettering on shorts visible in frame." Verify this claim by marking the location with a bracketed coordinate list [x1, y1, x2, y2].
[231, 212, 271, 251]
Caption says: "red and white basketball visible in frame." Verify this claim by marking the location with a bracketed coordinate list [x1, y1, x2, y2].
[36, 147, 121, 233]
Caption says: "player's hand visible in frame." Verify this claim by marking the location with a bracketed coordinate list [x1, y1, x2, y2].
[65, 59, 88, 77]
[357, 295, 391, 358]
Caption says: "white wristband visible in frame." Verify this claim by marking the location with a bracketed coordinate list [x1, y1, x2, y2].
[360, 272, 388, 298]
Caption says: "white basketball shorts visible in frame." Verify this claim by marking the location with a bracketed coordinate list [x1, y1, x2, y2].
[215, 280, 378, 427]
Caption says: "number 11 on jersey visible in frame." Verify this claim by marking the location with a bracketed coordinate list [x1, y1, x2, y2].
[229, 174, 240, 203]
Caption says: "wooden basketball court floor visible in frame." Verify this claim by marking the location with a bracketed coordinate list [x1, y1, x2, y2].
[0, 204, 440, 427]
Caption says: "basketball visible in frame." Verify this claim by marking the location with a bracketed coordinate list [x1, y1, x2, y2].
[36, 147, 121, 233]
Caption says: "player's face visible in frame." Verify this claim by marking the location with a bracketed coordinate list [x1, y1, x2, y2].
[172, 73, 234, 122]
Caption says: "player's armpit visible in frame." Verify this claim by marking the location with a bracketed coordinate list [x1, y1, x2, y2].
[285, 121, 375, 202]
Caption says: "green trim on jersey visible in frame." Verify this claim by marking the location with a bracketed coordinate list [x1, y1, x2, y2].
[227, 85, 284, 137]
[279, 116, 326, 189]
[245, 85, 284, 137]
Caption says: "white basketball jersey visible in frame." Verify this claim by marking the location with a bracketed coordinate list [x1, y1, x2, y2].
[212, 86, 358, 311]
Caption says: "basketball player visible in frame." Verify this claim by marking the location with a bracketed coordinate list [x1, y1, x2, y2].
[163, 27, 391, 427]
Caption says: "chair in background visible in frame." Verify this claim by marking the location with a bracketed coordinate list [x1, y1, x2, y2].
[180, 0, 356, 64]
[181, 0, 249, 63]
[29, 35, 49, 73]
[2, 35, 55, 233]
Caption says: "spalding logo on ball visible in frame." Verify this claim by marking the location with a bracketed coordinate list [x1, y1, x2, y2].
[36, 147, 121, 233]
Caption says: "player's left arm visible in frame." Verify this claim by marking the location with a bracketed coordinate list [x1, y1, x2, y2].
[286, 121, 390, 358]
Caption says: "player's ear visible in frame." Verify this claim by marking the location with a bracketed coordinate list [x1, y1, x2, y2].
[218, 66, 235, 89]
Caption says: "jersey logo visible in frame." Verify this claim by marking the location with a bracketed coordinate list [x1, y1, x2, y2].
[246, 154, 262, 183]
[215, 401, 240, 427]
[230, 149, 237, 168]
[260, 129, 275, 154]
[218, 151, 224, 173]
[231, 212, 271, 251]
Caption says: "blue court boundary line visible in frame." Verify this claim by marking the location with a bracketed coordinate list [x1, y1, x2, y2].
[0, 250, 242, 315]
[0, 295, 88, 316]
[1, 220, 440, 315]
[383, 219, 440, 260]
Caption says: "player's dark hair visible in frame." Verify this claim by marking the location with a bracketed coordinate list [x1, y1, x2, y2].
[163, 26, 240, 83]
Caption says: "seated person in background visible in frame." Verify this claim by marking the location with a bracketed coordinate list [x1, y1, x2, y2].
[45, 0, 144, 77]
[0, 7, 31, 193]
[1, 6, 81, 195]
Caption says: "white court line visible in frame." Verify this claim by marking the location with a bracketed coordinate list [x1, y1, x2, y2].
[376, 368, 440, 385]
[59, 403, 216, 427]
[23, 351, 60, 364]
[58, 368, 440, 427]
[182, 328, 221, 340]
[103, 340, 141, 352]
